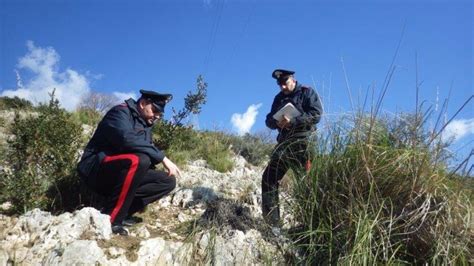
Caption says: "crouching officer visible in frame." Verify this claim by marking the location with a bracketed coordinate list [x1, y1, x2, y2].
[77, 89, 181, 235]
[262, 69, 323, 227]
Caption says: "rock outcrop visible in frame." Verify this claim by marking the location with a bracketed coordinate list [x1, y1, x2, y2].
[0, 156, 287, 265]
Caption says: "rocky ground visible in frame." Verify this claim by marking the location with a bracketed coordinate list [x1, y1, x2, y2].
[0, 156, 298, 265]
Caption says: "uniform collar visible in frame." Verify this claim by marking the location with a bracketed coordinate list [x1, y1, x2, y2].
[279, 82, 302, 97]
[294, 82, 302, 92]
[125, 98, 149, 127]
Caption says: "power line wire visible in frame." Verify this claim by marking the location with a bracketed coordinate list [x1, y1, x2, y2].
[227, 0, 255, 65]
[203, 0, 225, 74]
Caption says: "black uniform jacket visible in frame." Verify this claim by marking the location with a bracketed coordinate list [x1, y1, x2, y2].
[265, 83, 323, 143]
[77, 98, 165, 180]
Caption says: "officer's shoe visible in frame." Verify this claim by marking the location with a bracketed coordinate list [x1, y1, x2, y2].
[123, 215, 143, 227]
[111, 223, 129, 236]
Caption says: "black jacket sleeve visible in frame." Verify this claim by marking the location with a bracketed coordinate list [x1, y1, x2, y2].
[101, 107, 165, 164]
[292, 87, 323, 127]
[265, 95, 280, 129]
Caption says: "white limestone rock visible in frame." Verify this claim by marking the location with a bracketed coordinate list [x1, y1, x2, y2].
[0, 154, 285, 265]
[108, 247, 126, 258]
[134, 225, 151, 238]
[0, 207, 111, 265]
[45, 240, 106, 265]
[0, 249, 9, 266]
[171, 189, 194, 207]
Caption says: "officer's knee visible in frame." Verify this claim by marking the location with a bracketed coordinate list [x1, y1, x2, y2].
[167, 176, 177, 191]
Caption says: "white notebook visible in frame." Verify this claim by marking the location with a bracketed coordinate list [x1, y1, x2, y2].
[272, 103, 301, 122]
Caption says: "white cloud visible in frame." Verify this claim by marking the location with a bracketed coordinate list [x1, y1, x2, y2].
[1, 41, 92, 111]
[113, 91, 138, 103]
[442, 118, 474, 142]
[231, 103, 262, 136]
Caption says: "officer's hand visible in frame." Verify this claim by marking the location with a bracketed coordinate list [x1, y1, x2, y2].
[162, 157, 182, 178]
[277, 115, 291, 129]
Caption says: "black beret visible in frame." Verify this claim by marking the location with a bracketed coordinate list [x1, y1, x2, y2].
[139, 89, 173, 113]
[272, 69, 295, 80]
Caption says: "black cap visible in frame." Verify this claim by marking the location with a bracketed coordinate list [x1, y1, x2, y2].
[272, 69, 295, 80]
[139, 89, 173, 113]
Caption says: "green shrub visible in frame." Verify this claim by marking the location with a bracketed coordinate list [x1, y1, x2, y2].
[286, 112, 472, 264]
[155, 122, 201, 166]
[198, 132, 234, 172]
[155, 127, 234, 173]
[227, 133, 273, 166]
[0, 96, 33, 110]
[0, 93, 83, 213]
[152, 75, 234, 172]
[71, 107, 103, 126]
[153, 75, 207, 150]
[155, 122, 193, 153]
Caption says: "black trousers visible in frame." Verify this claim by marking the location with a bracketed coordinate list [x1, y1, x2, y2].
[262, 138, 310, 226]
[89, 153, 176, 224]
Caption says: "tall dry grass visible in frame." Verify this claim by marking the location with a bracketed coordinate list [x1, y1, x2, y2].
[286, 108, 472, 264]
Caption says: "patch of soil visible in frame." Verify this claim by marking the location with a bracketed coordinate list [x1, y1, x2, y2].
[144, 205, 196, 241]
[95, 204, 189, 262]
[79, 229, 95, 241]
[137, 201, 204, 241]
[98, 235, 141, 262]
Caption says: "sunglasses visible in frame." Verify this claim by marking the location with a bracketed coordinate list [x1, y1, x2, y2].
[146, 99, 163, 114]
[151, 105, 162, 114]
[277, 77, 291, 86]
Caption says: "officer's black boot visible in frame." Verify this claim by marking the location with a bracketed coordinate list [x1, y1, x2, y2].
[123, 215, 143, 227]
[111, 222, 129, 236]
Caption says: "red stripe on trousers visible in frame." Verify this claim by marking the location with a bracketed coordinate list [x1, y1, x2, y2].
[305, 159, 312, 173]
[103, 154, 139, 223]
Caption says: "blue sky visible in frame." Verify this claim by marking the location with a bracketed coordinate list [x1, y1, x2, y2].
[1, 0, 472, 169]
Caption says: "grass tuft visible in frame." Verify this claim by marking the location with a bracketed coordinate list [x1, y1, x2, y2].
[285, 110, 472, 264]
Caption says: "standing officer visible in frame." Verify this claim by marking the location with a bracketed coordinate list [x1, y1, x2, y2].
[262, 69, 323, 227]
[77, 89, 181, 235]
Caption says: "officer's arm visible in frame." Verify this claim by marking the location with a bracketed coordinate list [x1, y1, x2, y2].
[265, 97, 279, 129]
[292, 88, 323, 126]
[102, 107, 165, 164]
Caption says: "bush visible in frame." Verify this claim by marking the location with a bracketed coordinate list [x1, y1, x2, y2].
[152, 75, 234, 172]
[155, 126, 234, 173]
[0, 92, 83, 213]
[227, 133, 274, 166]
[71, 107, 103, 126]
[286, 112, 472, 264]
[153, 75, 207, 151]
[198, 131, 234, 172]
[0, 96, 33, 110]
[154, 122, 201, 165]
